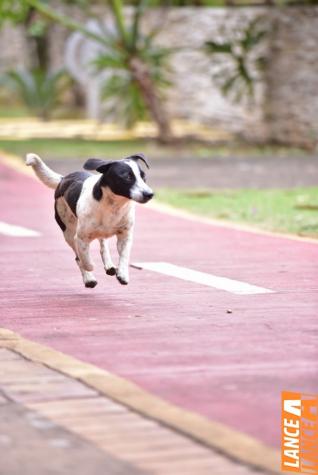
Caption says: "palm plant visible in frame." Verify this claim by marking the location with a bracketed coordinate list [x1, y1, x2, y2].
[24, 0, 174, 142]
[3, 68, 71, 120]
[205, 16, 268, 103]
[93, 9, 172, 129]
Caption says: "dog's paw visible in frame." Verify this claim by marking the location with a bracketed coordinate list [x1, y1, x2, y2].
[85, 280, 98, 288]
[116, 274, 129, 285]
[105, 266, 116, 276]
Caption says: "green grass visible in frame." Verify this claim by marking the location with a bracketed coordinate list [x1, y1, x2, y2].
[0, 137, 310, 162]
[0, 105, 29, 118]
[0, 102, 86, 119]
[0, 137, 203, 160]
[156, 188, 318, 238]
[0, 138, 148, 160]
[194, 143, 309, 159]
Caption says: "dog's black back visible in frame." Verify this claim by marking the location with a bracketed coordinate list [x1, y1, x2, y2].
[55, 171, 91, 216]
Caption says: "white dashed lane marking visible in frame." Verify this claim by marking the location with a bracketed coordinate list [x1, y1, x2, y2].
[133, 262, 274, 295]
[0, 221, 41, 237]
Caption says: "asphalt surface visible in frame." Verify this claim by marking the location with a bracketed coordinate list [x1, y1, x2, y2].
[46, 154, 318, 189]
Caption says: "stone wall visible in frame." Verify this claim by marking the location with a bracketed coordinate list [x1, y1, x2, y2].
[265, 7, 318, 148]
[0, 25, 30, 72]
[60, 6, 268, 139]
[140, 7, 267, 140]
[0, 6, 317, 147]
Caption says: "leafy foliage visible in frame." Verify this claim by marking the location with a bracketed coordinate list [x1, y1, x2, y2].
[14, 0, 173, 140]
[94, 2, 173, 126]
[205, 16, 269, 103]
[2, 68, 71, 120]
[0, 0, 30, 25]
[0, 0, 89, 26]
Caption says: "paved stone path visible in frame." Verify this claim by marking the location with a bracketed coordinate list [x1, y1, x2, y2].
[0, 348, 271, 475]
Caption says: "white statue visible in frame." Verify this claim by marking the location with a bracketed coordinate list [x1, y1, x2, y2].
[64, 18, 117, 120]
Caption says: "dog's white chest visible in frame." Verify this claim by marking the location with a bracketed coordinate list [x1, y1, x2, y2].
[99, 203, 134, 235]
[76, 176, 135, 240]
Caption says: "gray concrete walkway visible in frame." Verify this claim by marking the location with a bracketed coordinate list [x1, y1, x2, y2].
[47, 154, 318, 190]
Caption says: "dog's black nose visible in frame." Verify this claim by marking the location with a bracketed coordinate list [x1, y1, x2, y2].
[143, 191, 154, 200]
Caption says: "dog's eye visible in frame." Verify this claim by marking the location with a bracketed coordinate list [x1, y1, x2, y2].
[123, 172, 134, 181]
[140, 171, 146, 181]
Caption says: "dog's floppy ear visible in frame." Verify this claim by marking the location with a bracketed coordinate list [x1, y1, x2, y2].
[128, 153, 150, 169]
[83, 158, 115, 174]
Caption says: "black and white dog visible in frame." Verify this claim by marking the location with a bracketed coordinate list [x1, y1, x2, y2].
[26, 153, 153, 288]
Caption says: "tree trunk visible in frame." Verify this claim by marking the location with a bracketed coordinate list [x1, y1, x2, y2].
[23, 7, 49, 71]
[129, 57, 173, 144]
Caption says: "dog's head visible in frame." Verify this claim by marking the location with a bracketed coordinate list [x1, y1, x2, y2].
[83, 154, 154, 204]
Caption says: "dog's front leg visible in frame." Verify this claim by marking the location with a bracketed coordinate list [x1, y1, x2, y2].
[75, 233, 94, 272]
[116, 229, 133, 285]
[99, 239, 116, 276]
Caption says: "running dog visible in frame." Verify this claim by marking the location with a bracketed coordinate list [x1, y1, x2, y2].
[25, 153, 153, 288]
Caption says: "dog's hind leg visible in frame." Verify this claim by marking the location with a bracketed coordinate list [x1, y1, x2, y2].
[75, 233, 94, 272]
[64, 230, 97, 288]
[55, 198, 97, 288]
[99, 239, 116, 276]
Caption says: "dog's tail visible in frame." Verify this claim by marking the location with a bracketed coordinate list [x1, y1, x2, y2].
[25, 153, 63, 190]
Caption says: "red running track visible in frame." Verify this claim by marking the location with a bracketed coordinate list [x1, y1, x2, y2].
[1, 160, 318, 448]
